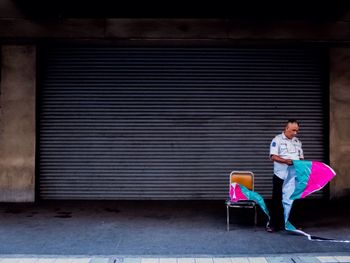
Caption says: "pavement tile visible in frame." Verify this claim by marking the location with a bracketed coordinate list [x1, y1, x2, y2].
[231, 258, 249, 263]
[298, 257, 321, 263]
[141, 259, 159, 263]
[195, 259, 213, 263]
[266, 257, 290, 263]
[267, 257, 305, 263]
[71, 259, 91, 263]
[213, 258, 232, 263]
[316, 256, 338, 263]
[248, 258, 268, 263]
[159, 258, 176, 263]
[1, 259, 21, 263]
[54, 259, 75, 263]
[287, 256, 308, 263]
[334, 256, 350, 263]
[316, 257, 338, 263]
[288, 258, 303, 263]
[17, 259, 38, 263]
[177, 258, 195, 263]
[36, 259, 56, 263]
[123, 258, 141, 263]
[90, 258, 109, 263]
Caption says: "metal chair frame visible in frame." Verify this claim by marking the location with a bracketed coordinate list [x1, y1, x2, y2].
[226, 170, 257, 231]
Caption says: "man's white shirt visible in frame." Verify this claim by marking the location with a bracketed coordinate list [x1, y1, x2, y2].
[269, 132, 304, 180]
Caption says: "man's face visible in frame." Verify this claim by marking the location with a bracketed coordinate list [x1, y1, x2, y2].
[284, 122, 299, 139]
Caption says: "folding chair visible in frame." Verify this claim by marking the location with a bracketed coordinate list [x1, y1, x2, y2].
[225, 171, 257, 231]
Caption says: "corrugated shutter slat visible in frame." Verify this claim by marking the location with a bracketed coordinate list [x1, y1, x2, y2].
[39, 47, 327, 200]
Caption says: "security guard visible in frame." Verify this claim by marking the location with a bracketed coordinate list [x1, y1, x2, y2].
[267, 119, 304, 232]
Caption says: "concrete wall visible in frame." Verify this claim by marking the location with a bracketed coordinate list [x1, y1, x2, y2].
[0, 46, 36, 202]
[0, 0, 350, 41]
[330, 48, 350, 199]
[0, 0, 350, 201]
[1, 18, 350, 41]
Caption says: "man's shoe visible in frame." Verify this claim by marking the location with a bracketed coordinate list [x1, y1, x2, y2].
[266, 226, 275, 233]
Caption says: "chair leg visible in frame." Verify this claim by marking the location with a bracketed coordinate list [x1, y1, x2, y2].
[226, 205, 230, 231]
[254, 206, 257, 226]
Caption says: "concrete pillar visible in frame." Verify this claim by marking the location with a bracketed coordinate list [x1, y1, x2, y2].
[0, 45, 36, 202]
[330, 48, 350, 199]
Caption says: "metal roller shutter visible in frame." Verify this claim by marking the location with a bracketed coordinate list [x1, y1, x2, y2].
[39, 47, 327, 200]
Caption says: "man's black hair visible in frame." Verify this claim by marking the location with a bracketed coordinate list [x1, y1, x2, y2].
[286, 119, 299, 126]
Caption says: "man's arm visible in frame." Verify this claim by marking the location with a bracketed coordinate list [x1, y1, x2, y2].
[299, 141, 304, 160]
[270, 154, 293, 165]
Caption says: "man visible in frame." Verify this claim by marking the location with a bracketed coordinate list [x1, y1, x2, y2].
[267, 120, 304, 232]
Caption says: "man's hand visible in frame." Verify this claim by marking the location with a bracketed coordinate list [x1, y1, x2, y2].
[284, 159, 293, 165]
[271, 155, 293, 165]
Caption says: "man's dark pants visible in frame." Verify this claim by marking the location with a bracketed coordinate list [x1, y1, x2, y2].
[270, 174, 284, 230]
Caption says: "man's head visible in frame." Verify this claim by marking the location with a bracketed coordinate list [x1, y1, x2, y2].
[284, 119, 300, 139]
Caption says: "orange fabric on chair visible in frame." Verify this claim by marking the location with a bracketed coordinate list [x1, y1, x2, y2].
[230, 171, 254, 190]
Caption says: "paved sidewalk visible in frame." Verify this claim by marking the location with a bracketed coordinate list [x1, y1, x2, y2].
[0, 201, 349, 256]
[1, 256, 350, 263]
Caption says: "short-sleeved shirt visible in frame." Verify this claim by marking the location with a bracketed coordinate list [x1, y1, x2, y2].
[269, 132, 304, 180]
